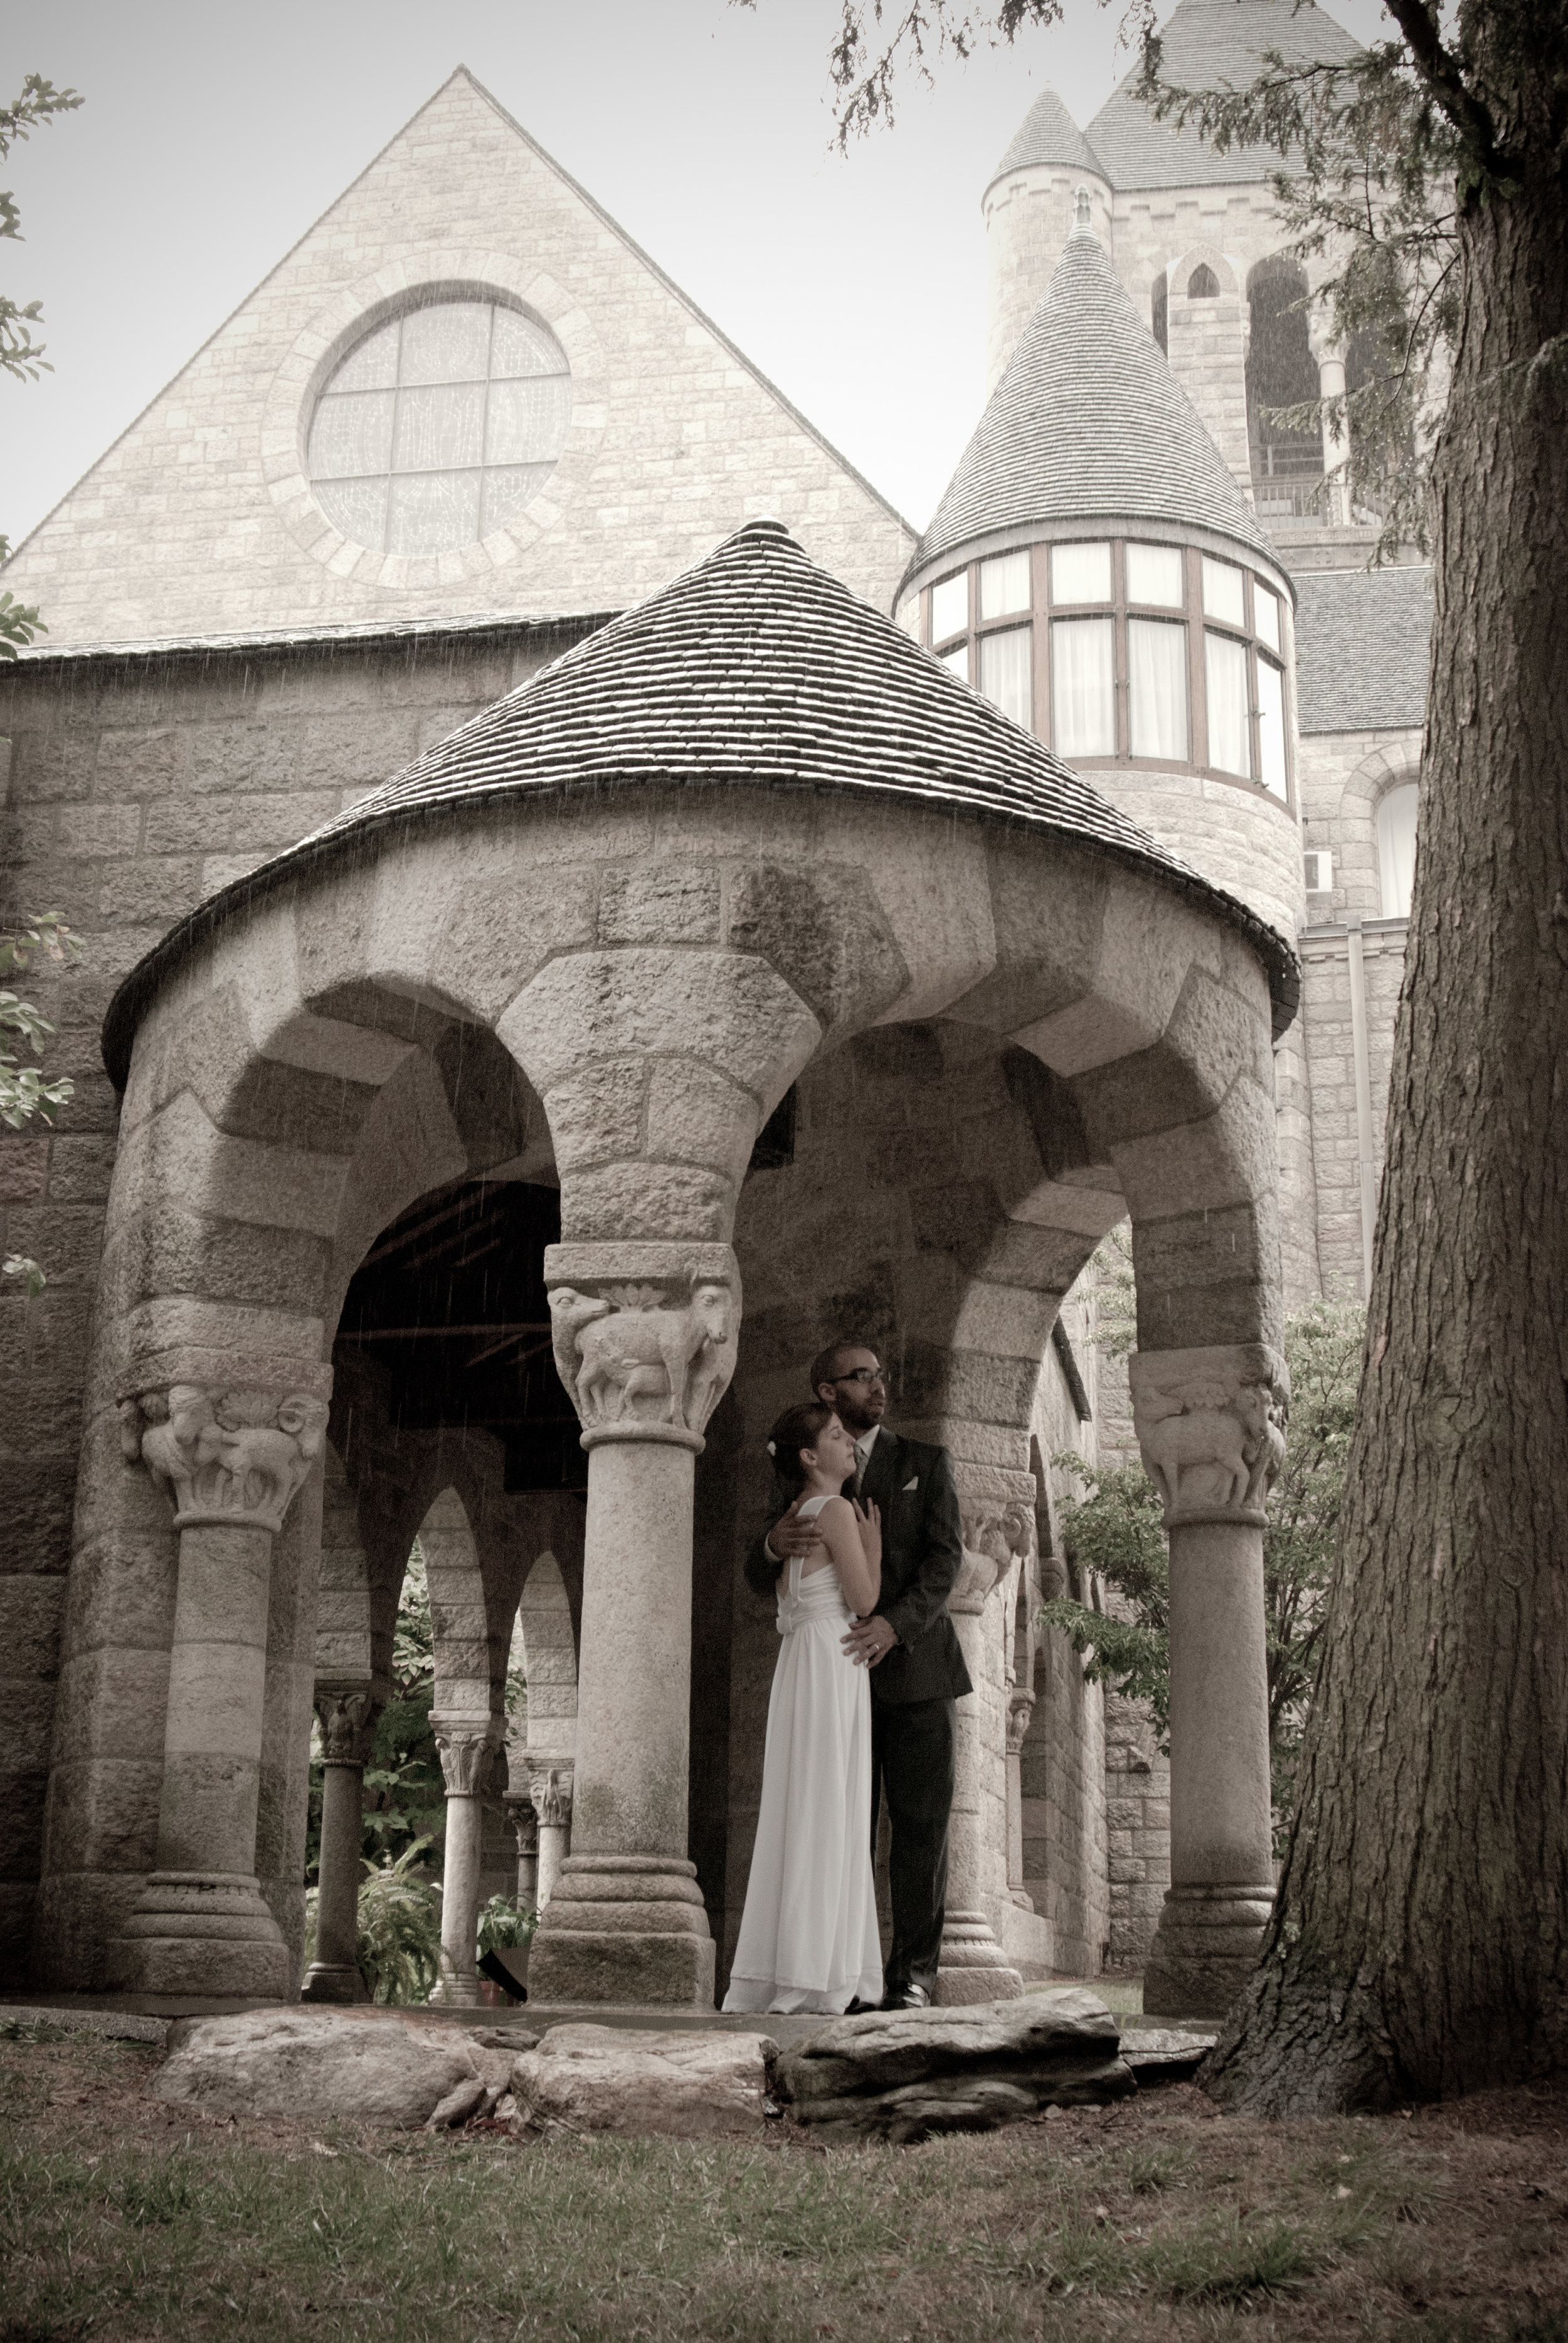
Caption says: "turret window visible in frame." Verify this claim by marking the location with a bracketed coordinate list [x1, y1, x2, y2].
[979, 625, 1032, 729]
[919, 536, 1293, 804]
[930, 570, 968, 643]
[1126, 541, 1184, 607]
[1202, 555, 1247, 627]
[1051, 615, 1116, 756]
[1051, 541, 1112, 603]
[980, 549, 1031, 619]
[1128, 618, 1189, 760]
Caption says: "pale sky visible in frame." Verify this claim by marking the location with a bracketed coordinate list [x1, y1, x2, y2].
[3, 0, 1388, 551]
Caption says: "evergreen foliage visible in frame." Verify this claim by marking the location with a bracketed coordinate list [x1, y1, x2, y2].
[1, 913, 77, 1297]
[1042, 1297, 1364, 1837]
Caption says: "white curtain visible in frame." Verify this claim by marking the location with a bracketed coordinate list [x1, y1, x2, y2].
[1128, 619, 1189, 760]
[1377, 781, 1419, 916]
[1256, 657, 1288, 797]
[1205, 630, 1251, 777]
[1051, 618, 1115, 756]
[980, 625, 1033, 729]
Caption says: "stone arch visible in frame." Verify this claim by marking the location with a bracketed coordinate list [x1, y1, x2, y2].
[1245, 251, 1321, 494]
[516, 1549, 579, 1767]
[1175, 245, 1238, 300]
[1330, 740, 1424, 923]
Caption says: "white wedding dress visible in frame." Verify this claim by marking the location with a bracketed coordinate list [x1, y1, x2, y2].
[723, 1496, 884, 2015]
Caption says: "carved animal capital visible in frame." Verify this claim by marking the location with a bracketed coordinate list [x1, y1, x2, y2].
[504, 1796, 539, 1859]
[544, 1242, 740, 1447]
[431, 1713, 505, 1798]
[1129, 1343, 1290, 1528]
[1006, 1689, 1036, 1756]
[526, 1760, 575, 1831]
[120, 1383, 330, 1533]
[314, 1686, 379, 1767]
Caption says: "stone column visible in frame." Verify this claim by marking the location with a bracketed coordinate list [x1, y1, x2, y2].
[428, 1714, 504, 2007]
[527, 1241, 739, 2007]
[1005, 1687, 1036, 1909]
[109, 1381, 330, 1999]
[1131, 1344, 1288, 2017]
[936, 1504, 1029, 2005]
[506, 1797, 539, 1910]
[1310, 309, 1351, 526]
[301, 1687, 378, 2004]
[527, 1761, 575, 1911]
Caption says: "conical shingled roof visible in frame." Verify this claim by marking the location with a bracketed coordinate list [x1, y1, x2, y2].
[904, 222, 1278, 590]
[102, 523, 1296, 1080]
[1083, 0, 1360, 191]
[989, 87, 1104, 184]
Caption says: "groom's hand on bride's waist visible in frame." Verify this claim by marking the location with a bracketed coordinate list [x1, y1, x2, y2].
[842, 1615, 899, 1667]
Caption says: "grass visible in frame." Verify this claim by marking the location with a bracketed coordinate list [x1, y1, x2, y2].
[1, 2022, 1565, 2340]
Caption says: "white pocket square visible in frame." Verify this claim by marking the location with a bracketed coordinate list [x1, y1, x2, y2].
[903, 1477, 919, 1491]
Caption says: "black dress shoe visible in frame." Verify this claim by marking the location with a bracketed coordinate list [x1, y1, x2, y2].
[843, 1997, 876, 2015]
[879, 1984, 931, 2011]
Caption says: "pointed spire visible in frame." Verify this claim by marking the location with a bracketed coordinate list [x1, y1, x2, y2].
[906, 228, 1276, 590]
[989, 85, 1104, 187]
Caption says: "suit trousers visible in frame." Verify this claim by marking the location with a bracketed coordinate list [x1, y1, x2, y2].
[871, 1694, 956, 1997]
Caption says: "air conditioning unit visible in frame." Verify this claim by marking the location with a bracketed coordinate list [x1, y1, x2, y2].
[1303, 849, 1333, 895]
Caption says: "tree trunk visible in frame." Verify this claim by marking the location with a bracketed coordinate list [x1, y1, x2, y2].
[1207, 67, 1568, 2112]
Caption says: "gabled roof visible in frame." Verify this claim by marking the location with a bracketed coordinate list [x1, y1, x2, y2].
[102, 521, 1296, 1081]
[1083, 0, 1362, 191]
[905, 220, 1278, 588]
[1295, 565, 1433, 735]
[989, 87, 1105, 186]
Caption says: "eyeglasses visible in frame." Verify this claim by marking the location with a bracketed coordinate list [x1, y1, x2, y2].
[834, 1368, 885, 1388]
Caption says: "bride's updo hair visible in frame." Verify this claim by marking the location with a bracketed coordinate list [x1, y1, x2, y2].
[767, 1401, 835, 1490]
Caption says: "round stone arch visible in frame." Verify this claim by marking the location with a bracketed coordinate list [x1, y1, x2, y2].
[259, 243, 611, 591]
[1340, 741, 1424, 923]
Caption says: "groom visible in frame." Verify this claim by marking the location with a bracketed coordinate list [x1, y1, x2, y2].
[745, 1340, 969, 2009]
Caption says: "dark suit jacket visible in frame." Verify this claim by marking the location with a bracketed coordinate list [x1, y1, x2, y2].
[744, 1425, 972, 1705]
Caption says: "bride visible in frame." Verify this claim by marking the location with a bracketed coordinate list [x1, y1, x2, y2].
[723, 1402, 884, 2016]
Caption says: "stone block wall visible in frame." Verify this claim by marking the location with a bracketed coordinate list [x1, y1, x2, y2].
[1019, 1627, 1108, 1976]
[1103, 1688, 1172, 1972]
[3, 72, 910, 651]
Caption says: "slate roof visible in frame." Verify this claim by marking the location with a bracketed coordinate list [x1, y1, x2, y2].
[102, 521, 1296, 1081]
[905, 221, 1279, 588]
[1294, 565, 1433, 735]
[1081, 0, 1362, 191]
[990, 86, 1105, 184]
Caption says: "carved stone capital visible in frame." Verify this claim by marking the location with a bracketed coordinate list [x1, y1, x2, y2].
[544, 1241, 739, 1450]
[1005, 1689, 1036, 1757]
[526, 1759, 575, 1831]
[504, 1796, 539, 1859]
[953, 1492, 1034, 1613]
[120, 1383, 330, 1534]
[314, 1686, 379, 1768]
[431, 1713, 504, 1798]
[1130, 1344, 1289, 1529]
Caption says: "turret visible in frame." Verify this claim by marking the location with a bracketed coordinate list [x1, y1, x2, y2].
[983, 88, 1111, 394]
[899, 201, 1301, 944]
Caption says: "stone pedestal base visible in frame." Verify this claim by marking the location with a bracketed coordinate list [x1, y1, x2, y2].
[428, 1964, 487, 2008]
[109, 1872, 291, 2000]
[300, 1960, 369, 2004]
[527, 1855, 716, 2007]
[1143, 1884, 1274, 2017]
[935, 1908, 1025, 2004]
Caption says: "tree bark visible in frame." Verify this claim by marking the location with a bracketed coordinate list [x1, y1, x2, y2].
[1207, 31, 1568, 2113]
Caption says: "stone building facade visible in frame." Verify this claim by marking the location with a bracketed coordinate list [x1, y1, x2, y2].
[0, 0, 1430, 2014]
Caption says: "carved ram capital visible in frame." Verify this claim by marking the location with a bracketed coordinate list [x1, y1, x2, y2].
[120, 1382, 329, 1534]
[1129, 1344, 1290, 1528]
[544, 1241, 740, 1450]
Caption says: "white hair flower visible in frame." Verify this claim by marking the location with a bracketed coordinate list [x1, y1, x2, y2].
[766, 1440, 776, 1455]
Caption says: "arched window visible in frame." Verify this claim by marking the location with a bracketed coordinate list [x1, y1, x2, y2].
[1246, 256, 1322, 517]
[1187, 263, 1220, 299]
[1377, 780, 1419, 916]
